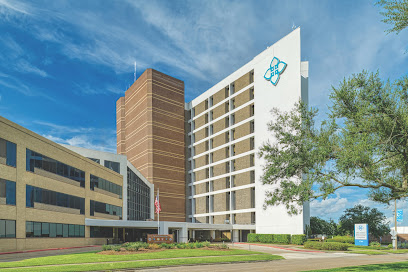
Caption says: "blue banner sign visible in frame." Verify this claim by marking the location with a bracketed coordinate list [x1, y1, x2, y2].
[397, 209, 403, 223]
[354, 224, 369, 246]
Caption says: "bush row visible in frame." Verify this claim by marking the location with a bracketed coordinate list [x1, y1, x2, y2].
[325, 236, 354, 244]
[247, 234, 307, 245]
[303, 241, 350, 251]
[102, 241, 228, 251]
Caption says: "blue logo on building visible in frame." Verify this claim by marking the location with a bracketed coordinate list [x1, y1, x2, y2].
[264, 57, 287, 86]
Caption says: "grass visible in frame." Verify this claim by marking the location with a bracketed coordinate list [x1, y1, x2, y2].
[305, 261, 408, 271]
[346, 247, 408, 255]
[0, 250, 283, 272]
[0, 249, 273, 269]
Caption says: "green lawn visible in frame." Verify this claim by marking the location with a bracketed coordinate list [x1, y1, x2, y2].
[0, 249, 283, 272]
[347, 247, 408, 255]
[305, 261, 408, 271]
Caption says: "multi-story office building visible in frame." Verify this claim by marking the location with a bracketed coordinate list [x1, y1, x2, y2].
[119, 29, 309, 241]
[0, 116, 124, 252]
[185, 28, 309, 236]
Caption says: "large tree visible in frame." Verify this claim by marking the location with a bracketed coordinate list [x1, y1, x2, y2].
[339, 205, 390, 238]
[259, 71, 408, 214]
[377, 0, 408, 34]
[310, 216, 340, 236]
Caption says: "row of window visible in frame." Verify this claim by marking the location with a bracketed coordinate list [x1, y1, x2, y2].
[26, 149, 85, 187]
[0, 138, 17, 167]
[194, 212, 255, 225]
[26, 185, 85, 214]
[0, 219, 15, 238]
[26, 221, 85, 238]
[90, 175, 122, 198]
[0, 179, 16, 205]
[127, 167, 150, 221]
[90, 200, 122, 219]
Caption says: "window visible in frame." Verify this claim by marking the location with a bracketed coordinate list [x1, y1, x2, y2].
[0, 179, 16, 205]
[225, 117, 229, 128]
[250, 171, 255, 184]
[231, 98, 235, 110]
[209, 96, 213, 107]
[26, 221, 84, 238]
[231, 114, 235, 125]
[26, 149, 85, 187]
[250, 137, 255, 150]
[231, 175, 235, 187]
[26, 185, 85, 214]
[90, 175, 122, 198]
[251, 188, 255, 208]
[0, 219, 15, 238]
[250, 104, 255, 116]
[90, 200, 122, 219]
[226, 192, 230, 210]
[250, 70, 254, 84]
[250, 87, 254, 100]
[230, 83, 235, 95]
[251, 212, 256, 224]
[250, 121, 254, 133]
[0, 138, 16, 167]
[90, 226, 113, 238]
[104, 160, 120, 174]
[226, 177, 230, 188]
[88, 158, 100, 164]
[231, 144, 236, 156]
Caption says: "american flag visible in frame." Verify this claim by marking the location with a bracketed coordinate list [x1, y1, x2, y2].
[155, 190, 161, 214]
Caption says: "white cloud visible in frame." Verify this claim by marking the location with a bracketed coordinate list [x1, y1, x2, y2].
[311, 194, 348, 217]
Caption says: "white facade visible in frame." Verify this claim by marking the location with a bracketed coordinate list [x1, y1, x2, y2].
[186, 28, 309, 234]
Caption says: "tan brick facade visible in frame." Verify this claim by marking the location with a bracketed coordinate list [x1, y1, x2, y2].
[117, 69, 185, 222]
[0, 117, 123, 252]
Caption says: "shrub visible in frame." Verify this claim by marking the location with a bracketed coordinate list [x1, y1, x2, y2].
[202, 241, 210, 247]
[221, 238, 231, 242]
[247, 233, 259, 242]
[307, 238, 321, 242]
[370, 242, 381, 247]
[176, 243, 187, 249]
[259, 234, 274, 243]
[388, 244, 393, 249]
[187, 242, 196, 249]
[102, 245, 117, 251]
[326, 236, 354, 244]
[149, 243, 160, 250]
[194, 242, 204, 248]
[274, 234, 291, 244]
[291, 235, 307, 245]
[304, 241, 350, 251]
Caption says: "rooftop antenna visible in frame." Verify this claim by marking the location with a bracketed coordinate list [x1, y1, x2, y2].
[292, 22, 297, 30]
[134, 61, 137, 82]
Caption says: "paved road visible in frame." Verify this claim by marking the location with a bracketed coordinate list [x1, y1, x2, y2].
[131, 243, 408, 272]
[0, 246, 102, 262]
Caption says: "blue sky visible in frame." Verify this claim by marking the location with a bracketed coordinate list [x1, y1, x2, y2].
[1, 0, 408, 223]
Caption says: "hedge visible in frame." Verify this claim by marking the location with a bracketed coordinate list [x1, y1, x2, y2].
[325, 236, 354, 244]
[246, 234, 305, 245]
[291, 235, 307, 245]
[304, 241, 350, 251]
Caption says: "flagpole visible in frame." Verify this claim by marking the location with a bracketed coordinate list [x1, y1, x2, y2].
[157, 188, 160, 235]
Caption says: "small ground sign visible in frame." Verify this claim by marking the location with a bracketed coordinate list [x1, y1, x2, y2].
[147, 234, 174, 244]
[354, 223, 369, 246]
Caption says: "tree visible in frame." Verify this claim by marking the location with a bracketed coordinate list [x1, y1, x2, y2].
[377, 0, 408, 34]
[310, 216, 341, 236]
[339, 205, 390, 238]
[259, 71, 408, 214]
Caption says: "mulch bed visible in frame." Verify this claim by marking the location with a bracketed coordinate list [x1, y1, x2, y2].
[98, 247, 230, 255]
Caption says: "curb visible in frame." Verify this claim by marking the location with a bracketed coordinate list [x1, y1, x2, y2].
[0, 245, 100, 255]
[233, 242, 324, 253]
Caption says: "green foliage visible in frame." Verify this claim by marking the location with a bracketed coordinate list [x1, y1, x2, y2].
[388, 244, 394, 249]
[194, 242, 204, 248]
[186, 243, 196, 249]
[291, 235, 307, 245]
[310, 217, 342, 236]
[176, 243, 187, 249]
[326, 236, 354, 244]
[258, 234, 274, 243]
[339, 205, 390, 238]
[221, 238, 231, 242]
[377, 0, 408, 34]
[274, 234, 291, 244]
[370, 241, 382, 247]
[259, 71, 408, 214]
[304, 241, 350, 251]
[247, 233, 259, 242]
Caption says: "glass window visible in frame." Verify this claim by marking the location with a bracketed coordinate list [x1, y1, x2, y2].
[88, 158, 100, 164]
[6, 181, 16, 205]
[26, 221, 34, 237]
[63, 224, 69, 238]
[5, 220, 15, 238]
[56, 223, 63, 237]
[0, 220, 5, 238]
[104, 160, 120, 174]
[79, 225, 85, 237]
[74, 224, 80, 237]
[41, 223, 49, 237]
[69, 224, 74, 237]
[50, 223, 56, 238]
[33, 222, 41, 237]
[6, 141, 16, 167]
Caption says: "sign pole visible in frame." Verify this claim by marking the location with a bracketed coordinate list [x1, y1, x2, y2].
[158, 188, 160, 235]
[395, 198, 398, 250]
